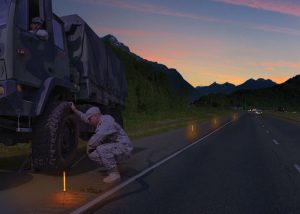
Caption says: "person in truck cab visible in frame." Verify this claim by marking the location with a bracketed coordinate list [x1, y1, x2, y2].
[29, 17, 49, 40]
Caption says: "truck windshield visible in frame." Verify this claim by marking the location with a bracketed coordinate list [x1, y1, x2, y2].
[0, 0, 12, 26]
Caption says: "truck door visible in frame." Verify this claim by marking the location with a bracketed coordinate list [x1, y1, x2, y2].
[14, 0, 54, 87]
[52, 14, 70, 79]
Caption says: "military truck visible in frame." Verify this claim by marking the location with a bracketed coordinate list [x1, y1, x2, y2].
[0, 0, 127, 169]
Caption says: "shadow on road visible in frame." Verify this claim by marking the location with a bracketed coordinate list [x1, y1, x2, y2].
[39, 154, 100, 177]
[0, 171, 33, 190]
[91, 169, 154, 211]
[132, 147, 147, 155]
[0, 147, 149, 180]
[41, 147, 149, 177]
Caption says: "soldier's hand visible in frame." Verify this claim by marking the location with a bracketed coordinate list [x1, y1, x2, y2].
[69, 102, 76, 112]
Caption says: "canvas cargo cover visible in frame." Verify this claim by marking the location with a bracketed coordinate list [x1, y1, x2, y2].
[61, 15, 127, 106]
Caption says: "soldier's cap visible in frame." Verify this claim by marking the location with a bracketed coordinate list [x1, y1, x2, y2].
[85, 107, 101, 120]
[32, 17, 44, 24]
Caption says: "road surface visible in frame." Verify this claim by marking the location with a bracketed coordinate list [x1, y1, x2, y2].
[91, 113, 300, 214]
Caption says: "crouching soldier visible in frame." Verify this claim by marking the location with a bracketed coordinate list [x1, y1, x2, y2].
[70, 103, 133, 183]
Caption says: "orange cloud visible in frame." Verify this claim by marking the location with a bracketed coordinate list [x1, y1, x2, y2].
[215, 0, 300, 17]
[262, 60, 300, 70]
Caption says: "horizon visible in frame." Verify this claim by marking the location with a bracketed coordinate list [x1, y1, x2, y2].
[195, 77, 281, 87]
[104, 33, 291, 87]
[53, 0, 300, 87]
[104, 33, 289, 87]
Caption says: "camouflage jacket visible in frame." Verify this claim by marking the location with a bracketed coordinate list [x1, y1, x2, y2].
[74, 110, 132, 153]
[29, 29, 49, 40]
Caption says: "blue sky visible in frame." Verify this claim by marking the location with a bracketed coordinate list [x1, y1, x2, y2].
[52, 0, 300, 86]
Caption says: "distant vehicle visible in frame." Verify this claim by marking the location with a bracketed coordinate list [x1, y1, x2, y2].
[0, 0, 127, 170]
[255, 109, 263, 116]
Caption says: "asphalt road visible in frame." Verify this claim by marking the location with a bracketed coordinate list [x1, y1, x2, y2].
[91, 113, 300, 214]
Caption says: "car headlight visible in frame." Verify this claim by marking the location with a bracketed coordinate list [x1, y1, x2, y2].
[0, 86, 4, 96]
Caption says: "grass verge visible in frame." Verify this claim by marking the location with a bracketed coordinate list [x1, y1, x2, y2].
[0, 106, 234, 170]
[0, 143, 30, 170]
[124, 106, 233, 139]
[267, 111, 300, 122]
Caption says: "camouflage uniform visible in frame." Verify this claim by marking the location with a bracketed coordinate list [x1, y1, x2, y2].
[75, 109, 133, 170]
[29, 17, 49, 40]
[29, 29, 49, 40]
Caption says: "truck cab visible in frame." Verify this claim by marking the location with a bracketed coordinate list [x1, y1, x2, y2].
[0, 0, 78, 169]
[0, 0, 127, 170]
[0, 0, 75, 129]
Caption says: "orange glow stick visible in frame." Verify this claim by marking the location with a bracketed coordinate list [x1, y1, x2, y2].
[63, 171, 66, 192]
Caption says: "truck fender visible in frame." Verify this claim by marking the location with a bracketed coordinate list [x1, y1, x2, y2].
[33, 77, 76, 115]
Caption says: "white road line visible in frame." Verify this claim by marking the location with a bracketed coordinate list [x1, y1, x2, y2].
[273, 139, 279, 145]
[70, 120, 233, 214]
[294, 164, 300, 174]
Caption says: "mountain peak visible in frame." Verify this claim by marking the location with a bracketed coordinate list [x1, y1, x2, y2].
[102, 34, 145, 61]
[102, 34, 131, 53]
[210, 82, 219, 86]
[237, 78, 277, 90]
[244, 78, 255, 83]
[283, 75, 300, 87]
[103, 34, 118, 42]
[196, 78, 277, 97]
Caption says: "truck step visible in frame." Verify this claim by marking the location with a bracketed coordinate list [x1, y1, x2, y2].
[16, 128, 32, 133]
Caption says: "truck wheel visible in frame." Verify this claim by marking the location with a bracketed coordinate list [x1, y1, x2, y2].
[32, 102, 79, 170]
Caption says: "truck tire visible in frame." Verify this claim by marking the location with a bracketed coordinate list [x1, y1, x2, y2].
[32, 102, 79, 170]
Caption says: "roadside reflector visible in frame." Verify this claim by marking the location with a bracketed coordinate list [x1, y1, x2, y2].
[63, 171, 66, 192]
[0, 86, 4, 96]
[186, 122, 198, 140]
[212, 118, 220, 129]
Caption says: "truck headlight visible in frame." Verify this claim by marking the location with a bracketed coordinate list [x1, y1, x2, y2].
[0, 86, 4, 96]
[16, 84, 22, 92]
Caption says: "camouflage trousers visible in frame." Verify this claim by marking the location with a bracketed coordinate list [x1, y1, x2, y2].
[88, 143, 132, 170]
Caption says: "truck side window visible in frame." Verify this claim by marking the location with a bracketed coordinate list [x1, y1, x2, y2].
[29, 0, 40, 27]
[52, 17, 65, 50]
[16, 0, 28, 30]
[17, 0, 46, 31]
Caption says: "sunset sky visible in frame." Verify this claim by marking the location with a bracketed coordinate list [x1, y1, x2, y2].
[52, 0, 300, 86]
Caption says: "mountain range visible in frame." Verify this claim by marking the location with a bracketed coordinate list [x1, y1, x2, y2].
[102, 34, 198, 101]
[196, 78, 277, 97]
[195, 75, 300, 110]
[102, 34, 298, 110]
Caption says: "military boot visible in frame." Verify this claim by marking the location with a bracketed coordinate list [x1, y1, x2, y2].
[103, 168, 121, 184]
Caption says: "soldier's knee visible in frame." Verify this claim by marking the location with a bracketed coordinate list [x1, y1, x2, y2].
[88, 150, 100, 161]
